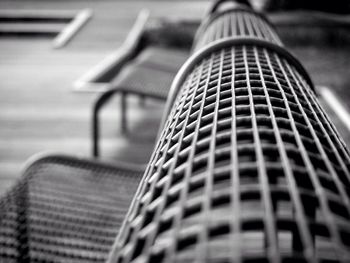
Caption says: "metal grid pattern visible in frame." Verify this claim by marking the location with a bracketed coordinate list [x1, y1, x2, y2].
[0, 155, 142, 263]
[193, 8, 282, 51]
[115, 47, 189, 99]
[112, 43, 350, 263]
[111, 4, 350, 263]
[115, 65, 178, 99]
[134, 47, 189, 73]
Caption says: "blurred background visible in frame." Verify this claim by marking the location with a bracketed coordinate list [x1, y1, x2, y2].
[0, 0, 349, 194]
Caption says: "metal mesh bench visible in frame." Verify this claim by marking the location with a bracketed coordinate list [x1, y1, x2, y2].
[1, 1, 350, 262]
[113, 47, 189, 99]
[0, 12, 193, 263]
[193, 4, 281, 50]
[0, 155, 143, 263]
[92, 47, 189, 157]
[110, 2, 350, 263]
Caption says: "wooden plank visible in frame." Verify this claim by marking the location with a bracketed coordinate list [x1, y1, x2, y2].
[73, 9, 149, 92]
[0, 9, 75, 21]
[319, 86, 350, 132]
[53, 8, 93, 49]
[0, 22, 64, 34]
[269, 11, 350, 28]
[0, 1, 207, 196]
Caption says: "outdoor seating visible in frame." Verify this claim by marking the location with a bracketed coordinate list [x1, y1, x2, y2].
[1, 0, 350, 262]
[0, 154, 143, 263]
[109, 2, 350, 263]
[0, 12, 194, 263]
[92, 46, 189, 157]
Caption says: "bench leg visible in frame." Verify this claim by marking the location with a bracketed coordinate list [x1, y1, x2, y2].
[121, 92, 128, 134]
[139, 94, 146, 107]
[92, 89, 118, 158]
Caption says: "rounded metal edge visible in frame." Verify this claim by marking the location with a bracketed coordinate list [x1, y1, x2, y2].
[20, 151, 146, 175]
[161, 36, 315, 131]
[192, 6, 277, 50]
[209, 0, 251, 15]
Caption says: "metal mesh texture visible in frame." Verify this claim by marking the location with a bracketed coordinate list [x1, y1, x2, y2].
[115, 65, 177, 100]
[134, 47, 190, 73]
[0, 155, 142, 263]
[113, 47, 189, 100]
[111, 5, 350, 263]
[193, 8, 282, 51]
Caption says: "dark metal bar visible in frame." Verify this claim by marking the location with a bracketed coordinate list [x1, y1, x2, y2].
[92, 89, 118, 157]
[110, 2, 350, 262]
[193, 6, 281, 51]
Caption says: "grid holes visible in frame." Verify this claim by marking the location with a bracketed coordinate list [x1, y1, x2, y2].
[188, 174, 205, 195]
[309, 223, 337, 260]
[176, 231, 198, 252]
[309, 153, 329, 174]
[235, 79, 248, 88]
[300, 194, 319, 220]
[118, 40, 350, 262]
[271, 191, 293, 218]
[217, 118, 232, 132]
[266, 165, 286, 186]
[209, 223, 230, 239]
[213, 169, 231, 186]
[286, 147, 305, 168]
[238, 145, 257, 163]
[241, 219, 265, 255]
[251, 87, 266, 96]
[328, 200, 350, 221]
[164, 187, 181, 209]
[253, 96, 268, 106]
[339, 229, 350, 247]
[254, 105, 270, 117]
[319, 173, 340, 196]
[216, 131, 232, 148]
[191, 155, 209, 176]
[237, 129, 254, 144]
[249, 74, 263, 81]
[157, 217, 173, 236]
[141, 207, 156, 229]
[131, 237, 146, 260]
[215, 149, 231, 170]
[212, 192, 231, 208]
[183, 200, 202, 219]
[237, 105, 251, 117]
[262, 144, 280, 162]
[276, 219, 303, 253]
[240, 164, 259, 185]
[241, 191, 263, 218]
[294, 169, 314, 192]
[259, 129, 276, 144]
[218, 107, 232, 120]
[219, 89, 232, 100]
[273, 107, 289, 119]
[194, 139, 211, 156]
[237, 117, 253, 129]
[256, 116, 273, 129]
[295, 123, 313, 142]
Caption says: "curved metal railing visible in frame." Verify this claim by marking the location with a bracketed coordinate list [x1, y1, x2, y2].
[193, 6, 281, 51]
[109, 1, 350, 262]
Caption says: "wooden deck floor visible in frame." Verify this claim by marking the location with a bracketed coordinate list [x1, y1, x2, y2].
[0, 0, 208, 194]
[0, 0, 349, 195]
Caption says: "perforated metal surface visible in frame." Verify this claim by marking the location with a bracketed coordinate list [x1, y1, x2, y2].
[114, 47, 189, 99]
[193, 7, 282, 51]
[0, 156, 142, 263]
[134, 47, 189, 73]
[115, 65, 177, 100]
[111, 3, 350, 263]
